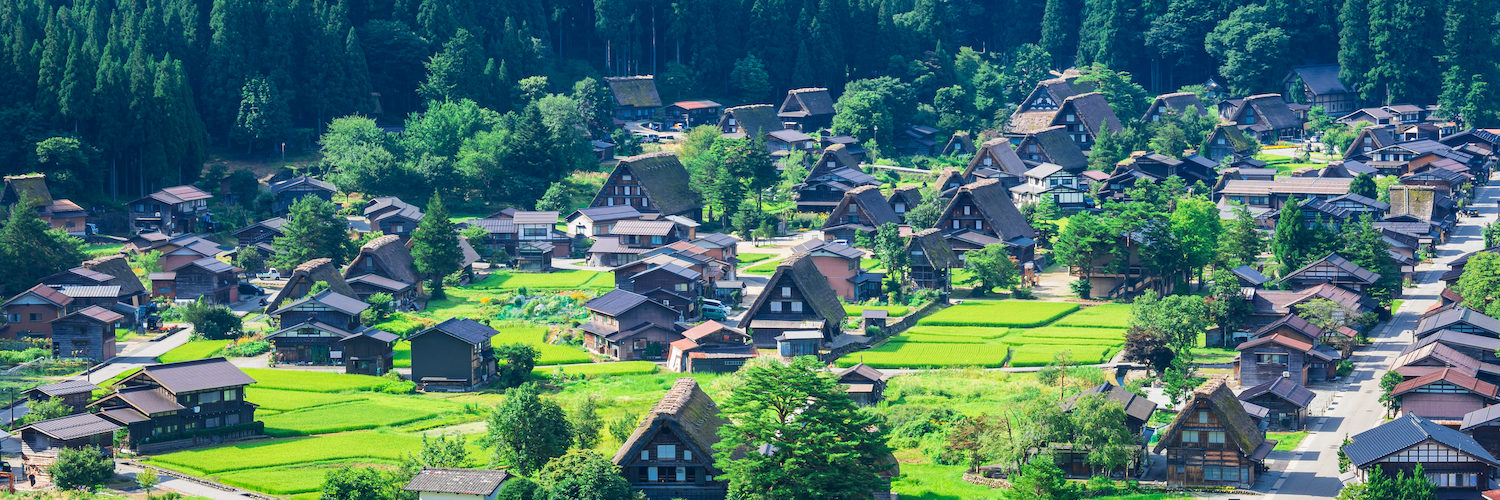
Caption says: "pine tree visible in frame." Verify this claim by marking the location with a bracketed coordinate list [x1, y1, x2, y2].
[1350, 173, 1377, 199]
[271, 196, 351, 271]
[1438, 0, 1498, 126]
[0, 197, 86, 294]
[1341, 215, 1400, 303]
[1272, 198, 1312, 276]
[410, 194, 462, 299]
[1039, 0, 1081, 69]
[344, 28, 376, 115]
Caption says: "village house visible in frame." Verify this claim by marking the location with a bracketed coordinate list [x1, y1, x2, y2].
[364, 196, 424, 239]
[567, 205, 644, 239]
[266, 258, 356, 311]
[1154, 378, 1273, 488]
[740, 254, 847, 348]
[44, 255, 149, 322]
[1010, 163, 1087, 208]
[1339, 104, 1430, 128]
[792, 239, 879, 302]
[589, 219, 683, 268]
[961, 138, 1030, 188]
[1242, 283, 1378, 341]
[613, 378, 728, 500]
[1050, 92, 1123, 152]
[233, 217, 285, 256]
[1, 284, 75, 339]
[23, 380, 100, 415]
[666, 321, 755, 374]
[1387, 185, 1457, 236]
[580, 290, 683, 361]
[1015, 126, 1089, 172]
[777, 88, 836, 131]
[1237, 377, 1315, 431]
[936, 179, 1040, 262]
[343, 234, 420, 307]
[1406, 330, 1500, 365]
[1235, 314, 1340, 388]
[269, 175, 336, 215]
[612, 261, 703, 318]
[888, 185, 922, 224]
[465, 211, 572, 266]
[1007, 76, 1082, 137]
[409, 318, 497, 392]
[606, 76, 661, 120]
[941, 131, 977, 157]
[1416, 307, 1500, 340]
[895, 124, 941, 156]
[49, 306, 121, 361]
[1097, 153, 1219, 203]
[1345, 413, 1500, 492]
[1218, 93, 1305, 142]
[91, 357, 260, 452]
[766, 128, 820, 159]
[17, 413, 121, 487]
[837, 363, 888, 407]
[266, 290, 396, 375]
[591, 152, 700, 220]
[1391, 368, 1500, 423]
[1462, 405, 1500, 460]
[1215, 177, 1353, 214]
[133, 234, 221, 272]
[664, 100, 722, 129]
[1343, 126, 1400, 160]
[717, 104, 783, 139]
[1390, 341, 1500, 388]
[1143, 92, 1207, 122]
[794, 144, 877, 212]
[128, 185, 213, 235]
[1284, 65, 1358, 115]
[150, 257, 239, 305]
[1203, 124, 1257, 163]
[821, 185, 901, 245]
[1279, 253, 1380, 294]
[907, 228, 959, 294]
[1054, 383, 1157, 478]
[403, 468, 512, 500]
[2, 175, 91, 236]
[689, 233, 739, 266]
[1351, 139, 1473, 176]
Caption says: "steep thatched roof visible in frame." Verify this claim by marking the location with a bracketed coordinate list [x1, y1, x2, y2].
[1144, 92, 1206, 121]
[721, 104, 783, 138]
[267, 258, 355, 311]
[965, 138, 1028, 178]
[2, 174, 51, 206]
[779, 88, 836, 118]
[613, 378, 728, 470]
[1024, 126, 1088, 172]
[909, 228, 959, 269]
[1153, 378, 1270, 459]
[745, 253, 847, 330]
[347, 234, 419, 284]
[82, 254, 148, 297]
[823, 185, 900, 231]
[944, 179, 1038, 241]
[596, 152, 700, 217]
[1055, 92, 1124, 138]
[942, 131, 976, 156]
[605, 76, 662, 108]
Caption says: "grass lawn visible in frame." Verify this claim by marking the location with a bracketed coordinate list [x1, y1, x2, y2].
[737, 252, 775, 265]
[1195, 332, 1239, 364]
[1269, 431, 1309, 451]
[148, 430, 423, 476]
[532, 361, 659, 378]
[917, 300, 1079, 328]
[394, 341, 410, 368]
[1052, 304, 1133, 328]
[370, 312, 431, 337]
[490, 324, 592, 365]
[742, 258, 784, 275]
[835, 341, 1010, 369]
[241, 368, 390, 393]
[470, 270, 613, 290]
[843, 304, 912, 318]
[260, 395, 468, 437]
[157, 340, 231, 363]
[891, 461, 1001, 499]
[1007, 344, 1117, 366]
[1390, 299, 1405, 313]
[83, 243, 124, 257]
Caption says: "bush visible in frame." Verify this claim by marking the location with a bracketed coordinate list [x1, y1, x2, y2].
[221, 340, 271, 357]
[1336, 359, 1355, 377]
[1070, 279, 1092, 298]
[1010, 287, 1035, 299]
[375, 371, 416, 394]
[177, 300, 242, 339]
[48, 446, 115, 490]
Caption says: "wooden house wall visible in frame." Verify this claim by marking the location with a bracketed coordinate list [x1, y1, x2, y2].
[411, 333, 492, 387]
[1162, 402, 1258, 487]
[1238, 344, 1309, 387]
[50, 317, 116, 360]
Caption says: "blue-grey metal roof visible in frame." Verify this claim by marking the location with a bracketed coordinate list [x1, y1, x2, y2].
[1343, 413, 1500, 467]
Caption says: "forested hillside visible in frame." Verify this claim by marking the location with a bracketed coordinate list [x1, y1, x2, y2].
[0, 0, 1494, 204]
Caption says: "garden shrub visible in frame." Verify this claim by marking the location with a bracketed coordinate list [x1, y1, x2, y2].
[376, 371, 416, 394]
[222, 340, 271, 357]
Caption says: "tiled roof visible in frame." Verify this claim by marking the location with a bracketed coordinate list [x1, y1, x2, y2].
[1063, 383, 1158, 422]
[1392, 367, 1499, 398]
[1237, 377, 1315, 409]
[3, 283, 72, 308]
[415, 318, 497, 345]
[403, 468, 511, 495]
[1345, 413, 1500, 467]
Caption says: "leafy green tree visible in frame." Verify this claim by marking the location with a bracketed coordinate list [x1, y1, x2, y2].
[1208, 268, 1251, 336]
[1170, 196, 1222, 286]
[832, 91, 894, 157]
[320, 116, 402, 195]
[1486, 221, 1500, 248]
[271, 196, 351, 270]
[178, 300, 243, 339]
[1205, 5, 1290, 95]
[1039, 0, 1082, 68]
[1378, 370, 1405, 414]
[729, 54, 773, 102]
[1002, 456, 1073, 500]
[495, 477, 540, 500]
[571, 77, 614, 137]
[20, 397, 71, 425]
[234, 75, 291, 153]
[945, 414, 1003, 473]
[34, 137, 91, 195]
[904, 193, 945, 230]
[1341, 215, 1401, 303]
[873, 223, 909, 285]
[1350, 173, 1377, 200]
[715, 357, 892, 499]
[1219, 204, 1264, 267]
[1068, 395, 1138, 476]
[1459, 252, 1500, 318]
[411, 194, 463, 299]
[418, 29, 485, 103]
[136, 467, 159, 495]
[963, 244, 1021, 296]
[1076, 64, 1151, 124]
[1339, 0, 1374, 104]
[1129, 291, 1210, 361]
[571, 396, 602, 450]
[1053, 213, 1117, 287]
[494, 343, 538, 389]
[48, 446, 114, 490]
[396, 434, 471, 499]
[322, 466, 397, 500]
[1273, 198, 1314, 276]
[482, 383, 571, 475]
[0, 197, 85, 294]
[535, 450, 633, 500]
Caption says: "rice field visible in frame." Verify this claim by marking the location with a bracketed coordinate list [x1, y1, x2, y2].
[916, 300, 1079, 328]
[469, 270, 614, 290]
[148, 430, 423, 476]
[1007, 344, 1118, 367]
[843, 304, 913, 318]
[1051, 304, 1134, 328]
[259, 396, 467, 436]
[834, 341, 1011, 369]
[240, 368, 391, 393]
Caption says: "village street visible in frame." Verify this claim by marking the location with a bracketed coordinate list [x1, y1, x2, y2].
[1238, 175, 1499, 499]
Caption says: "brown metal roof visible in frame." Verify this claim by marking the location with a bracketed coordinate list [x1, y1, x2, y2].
[135, 357, 256, 394]
[19, 413, 121, 441]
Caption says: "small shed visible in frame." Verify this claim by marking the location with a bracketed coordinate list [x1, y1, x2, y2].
[403, 468, 512, 500]
[24, 380, 100, 413]
[861, 309, 889, 333]
[18, 413, 121, 485]
[713, 280, 744, 304]
[775, 330, 822, 357]
[837, 363, 887, 406]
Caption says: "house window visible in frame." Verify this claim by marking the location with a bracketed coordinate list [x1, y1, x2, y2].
[1065, 113, 1076, 122]
[1257, 353, 1288, 364]
[1245, 114, 1256, 124]
[648, 467, 658, 481]
[676, 467, 687, 482]
[1209, 431, 1225, 444]
[963, 206, 972, 215]
[652, 236, 664, 245]
[640, 450, 650, 460]
[1183, 431, 1199, 443]
[657, 445, 675, 459]
[28, 313, 39, 321]
[226, 413, 240, 425]
[952, 220, 960, 229]
[684, 450, 692, 461]
[894, 203, 906, 213]
[623, 174, 633, 181]
[791, 302, 803, 312]
[206, 416, 221, 428]
[1198, 412, 1208, 424]
[634, 339, 647, 350]
[200, 391, 221, 403]
[6, 314, 16, 322]
[1205, 467, 1221, 480]
[782, 287, 791, 297]
[675, 283, 688, 292]
[770, 302, 782, 312]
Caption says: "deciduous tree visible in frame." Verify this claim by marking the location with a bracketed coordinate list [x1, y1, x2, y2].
[271, 196, 351, 270]
[481, 383, 571, 475]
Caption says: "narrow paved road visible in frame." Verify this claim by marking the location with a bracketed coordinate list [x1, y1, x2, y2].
[1249, 175, 1497, 499]
[85, 326, 193, 384]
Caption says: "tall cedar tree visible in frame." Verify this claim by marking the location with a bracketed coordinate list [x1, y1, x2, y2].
[1220, 204, 1264, 267]
[410, 194, 463, 299]
[1349, 173, 1377, 199]
[481, 383, 571, 476]
[0, 197, 85, 294]
[270, 196, 351, 271]
[715, 357, 892, 499]
[1272, 197, 1312, 276]
[1341, 215, 1400, 303]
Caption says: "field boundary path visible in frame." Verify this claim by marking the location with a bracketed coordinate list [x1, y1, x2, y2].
[117, 461, 272, 500]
